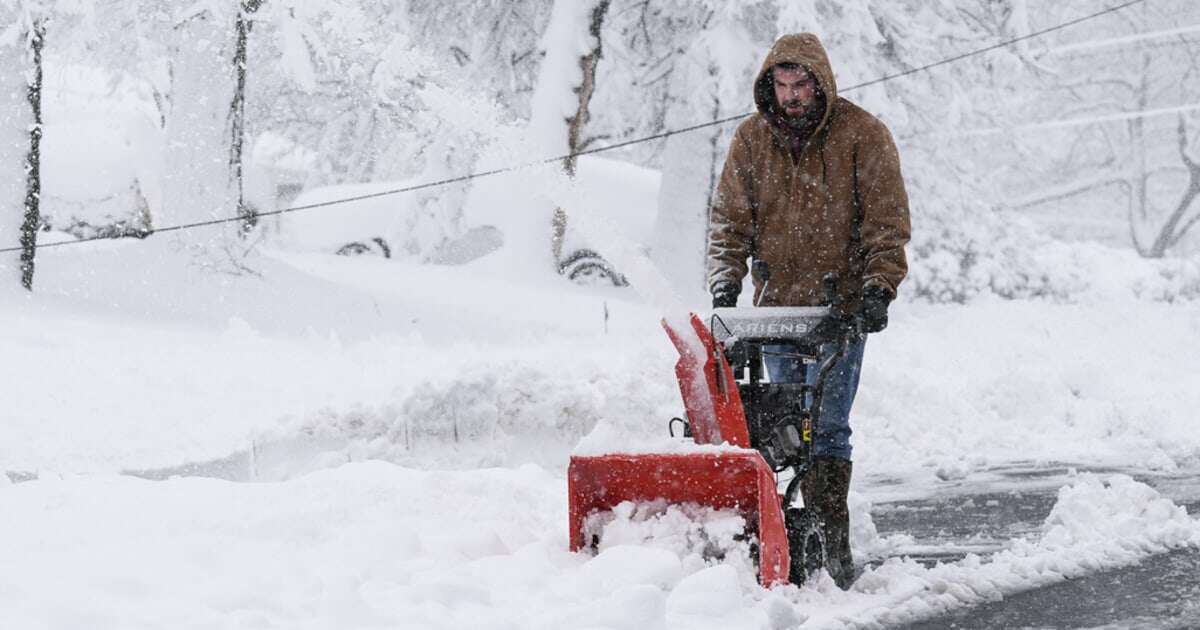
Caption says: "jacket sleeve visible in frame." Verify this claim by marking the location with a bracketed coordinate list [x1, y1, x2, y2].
[706, 125, 756, 294]
[856, 123, 911, 296]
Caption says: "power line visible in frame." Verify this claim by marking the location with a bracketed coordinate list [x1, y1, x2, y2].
[913, 102, 1200, 141]
[2, 0, 1146, 255]
[1040, 23, 1200, 56]
[844, 0, 1145, 92]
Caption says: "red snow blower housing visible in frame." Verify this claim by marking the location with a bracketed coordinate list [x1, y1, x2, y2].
[568, 304, 859, 587]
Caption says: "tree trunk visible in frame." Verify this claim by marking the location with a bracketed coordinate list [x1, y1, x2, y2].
[160, 4, 260, 273]
[1145, 117, 1200, 257]
[1128, 34, 1153, 255]
[651, 47, 726, 298]
[230, 0, 263, 236]
[1, 9, 40, 291]
[650, 6, 760, 299]
[19, 19, 44, 290]
[561, 0, 610, 179]
[551, 0, 610, 264]
[162, 9, 236, 229]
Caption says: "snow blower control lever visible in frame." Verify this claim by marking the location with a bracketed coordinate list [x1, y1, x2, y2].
[753, 260, 770, 307]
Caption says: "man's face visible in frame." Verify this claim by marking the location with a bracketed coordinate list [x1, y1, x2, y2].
[773, 66, 817, 119]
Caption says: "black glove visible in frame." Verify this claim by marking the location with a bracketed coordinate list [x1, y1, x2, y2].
[859, 285, 893, 333]
[712, 282, 739, 308]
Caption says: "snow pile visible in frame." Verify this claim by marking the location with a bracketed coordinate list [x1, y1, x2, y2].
[0, 462, 565, 629]
[1038, 474, 1199, 562]
[853, 297, 1200, 478]
[277, 346, 679, 472]
[849, 491, 913, 563]
[280, 180, 414, 255]
[585, 500, 758, 584]
[570, 424, 758, 457]
[4, 463, 1195, 630]
[807, 474, 1200, 628]
[2, 235, 679, 475]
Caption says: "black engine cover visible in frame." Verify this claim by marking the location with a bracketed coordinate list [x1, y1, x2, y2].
[738, 383, 810, 470]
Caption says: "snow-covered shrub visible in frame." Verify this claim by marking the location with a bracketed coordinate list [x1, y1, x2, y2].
[1131, 256, 1200, 303]
[906, 198, 1090, 304]
[907, 197, 1200, 304]
[292, 364, 607, 467]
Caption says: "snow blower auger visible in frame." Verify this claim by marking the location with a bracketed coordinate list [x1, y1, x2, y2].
[568, 289, 859, 587]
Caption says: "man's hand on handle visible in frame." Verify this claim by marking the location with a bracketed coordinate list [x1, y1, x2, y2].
[712, 282, 739, 309]
[859, 285, 892, 333]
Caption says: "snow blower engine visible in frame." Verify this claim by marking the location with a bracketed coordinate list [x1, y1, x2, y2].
[568, 274, 859, 586]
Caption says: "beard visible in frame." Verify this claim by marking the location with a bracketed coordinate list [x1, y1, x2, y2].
[780, 102, 817, 130]
[778, 97, 824, 133]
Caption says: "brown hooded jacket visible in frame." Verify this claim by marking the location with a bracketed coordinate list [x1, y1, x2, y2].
[706, 33, 911, 312]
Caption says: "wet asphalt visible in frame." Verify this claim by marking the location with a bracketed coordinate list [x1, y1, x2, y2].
[868, 466, 1200, 630]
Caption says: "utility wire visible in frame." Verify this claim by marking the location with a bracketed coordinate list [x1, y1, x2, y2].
[2, 0, 1146, 255]
[917, 102, 1200, 140]
[1041, 22, 1200, 56]
[843, 0, 1145, 92]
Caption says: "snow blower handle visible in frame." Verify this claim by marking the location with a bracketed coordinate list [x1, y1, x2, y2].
[822, 273, 839, 309]
[819, 273, 864, 342]
[753, 260, 771, 307]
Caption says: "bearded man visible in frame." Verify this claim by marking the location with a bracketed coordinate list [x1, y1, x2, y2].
[706, 33, 911, 589]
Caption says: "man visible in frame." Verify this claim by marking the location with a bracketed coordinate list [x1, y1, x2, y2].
[707, 33, 911, 589]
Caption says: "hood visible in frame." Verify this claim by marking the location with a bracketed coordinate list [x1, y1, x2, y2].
[753, 33, 838, 134]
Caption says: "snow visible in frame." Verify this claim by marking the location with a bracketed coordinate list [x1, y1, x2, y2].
[282, 180, 415, 253]
[2, 455, 1196, 628]
[583, 500, 759, 598]
[4, 3, 1200, 627]
[571, 426, 751, 457]
[4, 227, 1200, 628]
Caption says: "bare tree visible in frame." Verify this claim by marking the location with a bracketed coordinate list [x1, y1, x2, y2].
[0, 6, 44, 290]
[154, 0, 271, 273]
[19, 19, 44, 290]
[650, 1, 761, 297]
[1142, 116, 1200, 256]
[1012, 0, 1200, 257]
[523, 0, 618, 282]
[550, 0, 612, 267]
[231, 0, 266, 236]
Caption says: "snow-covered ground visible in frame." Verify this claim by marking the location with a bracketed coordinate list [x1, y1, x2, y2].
[4, 213, 1200, 628]
[5, 1, 1199, 627]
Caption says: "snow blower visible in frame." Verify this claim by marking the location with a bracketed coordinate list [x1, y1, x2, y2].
[569, 290, 859, 586]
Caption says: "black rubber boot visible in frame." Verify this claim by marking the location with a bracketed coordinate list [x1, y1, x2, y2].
[810, 456, 855, 589]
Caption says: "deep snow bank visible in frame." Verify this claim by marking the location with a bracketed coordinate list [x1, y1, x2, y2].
[2, 464, 1196, 629]
[7, 240, 1200, 481]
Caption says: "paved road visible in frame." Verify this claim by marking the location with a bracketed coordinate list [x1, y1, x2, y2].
[868, 466, 1200, 630]
[899, 547, 1200, 630]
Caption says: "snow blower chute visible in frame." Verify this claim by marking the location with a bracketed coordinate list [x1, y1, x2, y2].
[568, 305, 859, 587]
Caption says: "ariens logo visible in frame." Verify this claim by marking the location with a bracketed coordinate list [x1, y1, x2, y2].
[731, 321, 810, 335]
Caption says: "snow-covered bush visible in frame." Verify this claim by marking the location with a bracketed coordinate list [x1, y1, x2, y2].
[907, 197, 1200, 304]
[1131, 255, 1200, 303]
[906, 201, 1089, 304]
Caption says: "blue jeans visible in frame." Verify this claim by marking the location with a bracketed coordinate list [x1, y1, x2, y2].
[761, 337, 865, 461]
